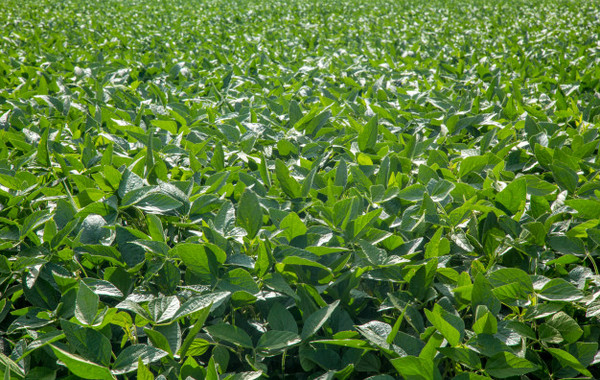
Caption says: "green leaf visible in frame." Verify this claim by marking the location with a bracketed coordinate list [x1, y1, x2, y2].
[398, 184, 426, 201]
[204, 323, 253, 348]
[355, 321, 397, 354]
[150, 119, 177, 134]
[171, 243, 226, 283]
[146, 214, 164, 242]
[60, 320, 112, 366]
[144, 328, 173, 356]
[496, 178, 526, 214]
[220, 268, 259, 294]
[115, 226, 147, 268]
[471, 274, 501, 315]
[277, 140, 297, 157]
[14, 330, 65, 363]
[293, 104, 322, 131]
[136, 359, 154, 380]
[75, 281, 99, 326]
[211, 141, 225, 171]
[429, 179, 455, 202]
[50, 345, 115, 380]
[79, 214, 110, 245]
[256, 330, 301, 353]
[545, 311, 583, 343]
[22, 271, 61, 310]
[154, 323, 181, 356]
[301, 300, 340, 340]
[301, 166, 317, 197]
[0, 353, 24, 380]
[484, 352, 538, 378]
[171, 292, 230, 321]
[539, 323, 563, 344]
[472, 307, 497, 335]
[214, 201, 236, 234]
[437, 347, 481, 370]
[565, 199, 600, 219]
[390, 356, 442, 380]
[459, 155, 489, 179]
[258, 152, 271, 188]
[546, 235, 585, 256]
[178, 304, 213, 358]
[538, 278, 583, 301]
[36, 126, 51, 167]
[333, 197, 360, 229]
[136, 193, 183, 214]
[546, 348, 592, 377]
[267, 303, 298, 334]
[206, 356, 219, 380]
[387, 305, 408, 345]
[488, 268, 533, 293]
[289, 100, 303, 126]
[111, 345, 168, 375]
[237, 189, 262, 239]
[118, 169, 144, 199]
[348, 208, 382, 240]
[358, 240, 388, 266]
[281, 255, 332, 272]
[523, 175, 558, 196]
[147, 296, 180, 323]
[358, 117, 378, 152]
[183, 339, 210, 357]
[280, 212, 307, 242]
[551, 163, 578, 193]
[275, 159, 301, 198]
[425, 228, 450, 258]
[335, 159, 347, 188]
[424, 304, 464, 346]
[451, 374, 492, 380]
[20, 210, 52, 239]
[311, 338, 372, 350]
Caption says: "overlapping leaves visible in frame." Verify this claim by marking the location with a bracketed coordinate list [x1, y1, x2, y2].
[1, 0, 600, 379]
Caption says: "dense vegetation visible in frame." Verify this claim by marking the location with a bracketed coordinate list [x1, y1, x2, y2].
[2, 0, 600, 378]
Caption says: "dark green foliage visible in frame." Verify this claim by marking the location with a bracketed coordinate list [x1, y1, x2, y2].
[1, 0, 600, 378]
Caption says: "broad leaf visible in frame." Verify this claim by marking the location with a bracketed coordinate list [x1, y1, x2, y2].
[75, 281, 99, 326]
[237, 189, 262, 239]
[50, 345, 115, 380]
[484, 352, 538, 378]
[204, 323, 253, 348]
[301, 300, 340, 340]
[111, 345, 168, 375]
